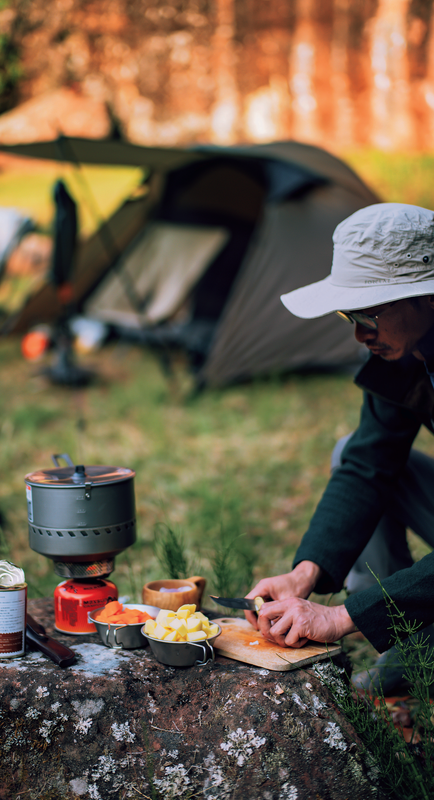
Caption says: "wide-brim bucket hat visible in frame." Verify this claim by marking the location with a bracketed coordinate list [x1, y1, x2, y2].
[281, 203, 434, 319]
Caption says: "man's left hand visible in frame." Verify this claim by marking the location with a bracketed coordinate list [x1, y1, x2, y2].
[257, 598, 356, 648]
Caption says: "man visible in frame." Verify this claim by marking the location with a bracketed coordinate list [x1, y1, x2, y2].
[245, 203, 434, 690]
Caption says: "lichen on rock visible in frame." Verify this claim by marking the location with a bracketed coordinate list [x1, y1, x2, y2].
[0, 598, 386, 800]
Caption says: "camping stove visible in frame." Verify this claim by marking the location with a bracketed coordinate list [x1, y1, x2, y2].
[25, 454, 136, 633]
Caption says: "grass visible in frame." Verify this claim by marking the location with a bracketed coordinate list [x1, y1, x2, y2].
[0, 339, 361, 603]
[342, 149, 434, 209]
[0, 339, 433, 622]
[319, 581, 434, 799]
[1, 147, 434, 675]
[0, 160, 144, 235]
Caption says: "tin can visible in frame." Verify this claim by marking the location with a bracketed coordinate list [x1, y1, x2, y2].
[54, 578, 118, 634]
[0, 561, 27, 659]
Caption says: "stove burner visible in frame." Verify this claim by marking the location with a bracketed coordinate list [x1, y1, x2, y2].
[53, 559, 114, 579]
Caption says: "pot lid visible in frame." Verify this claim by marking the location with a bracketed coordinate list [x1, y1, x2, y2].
[24, 464, 135, 487]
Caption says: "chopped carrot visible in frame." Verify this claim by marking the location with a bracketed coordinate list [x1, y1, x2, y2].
[103, 600, 123, 615]
[94, 604, 154, 625]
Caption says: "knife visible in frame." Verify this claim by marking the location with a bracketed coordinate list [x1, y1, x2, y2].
[26, 614, 77, 668]
[209, 596, 264, 613]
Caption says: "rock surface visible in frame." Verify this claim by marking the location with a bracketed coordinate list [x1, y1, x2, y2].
[0, 597, 383, 800]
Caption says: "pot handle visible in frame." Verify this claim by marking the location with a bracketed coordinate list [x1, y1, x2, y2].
[52, 453, 74, 468]
[191, 639, 215, 667]
[188, 576, 206, 603]
[106, 624, 127, 650]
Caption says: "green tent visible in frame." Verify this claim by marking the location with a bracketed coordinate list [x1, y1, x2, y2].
[0, 137, 379, 386]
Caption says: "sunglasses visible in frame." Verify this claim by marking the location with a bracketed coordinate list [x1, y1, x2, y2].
[335, 303, 395, 330]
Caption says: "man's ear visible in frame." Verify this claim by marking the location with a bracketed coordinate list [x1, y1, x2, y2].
[428, 295, 434, 311]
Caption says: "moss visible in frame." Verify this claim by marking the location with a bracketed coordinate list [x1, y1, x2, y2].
[282, 714, 312, 743]
[261, 744, 293, 775]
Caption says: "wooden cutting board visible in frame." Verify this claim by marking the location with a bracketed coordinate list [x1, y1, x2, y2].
[213, 617, 341, 671]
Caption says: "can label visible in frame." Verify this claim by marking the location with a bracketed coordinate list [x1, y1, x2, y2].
[26, 484, 33, 523]
[0, 587, 26, 657]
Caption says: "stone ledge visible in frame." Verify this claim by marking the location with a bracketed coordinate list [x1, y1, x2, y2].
[0, 598, 384, 800]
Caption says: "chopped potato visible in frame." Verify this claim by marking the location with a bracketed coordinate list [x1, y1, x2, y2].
[153, 622, 170, 640]
[156, 609, 176, 625]
[144, 619, 157, 635]
[208, 623, 220, 637]
[171, 618, 188, 636]
[187, 631, 207, 642]
[144, 605, 220, 643]
[254, 596, 264, 612]
[186, 616, 202, 632]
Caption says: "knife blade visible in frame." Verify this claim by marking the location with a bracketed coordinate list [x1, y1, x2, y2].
[209, 596, 264, 612]
[26, 614, 77, 668]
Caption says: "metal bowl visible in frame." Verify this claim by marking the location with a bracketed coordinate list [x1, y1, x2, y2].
[89, 604, 160, 649]
[142, 624, 221, 667]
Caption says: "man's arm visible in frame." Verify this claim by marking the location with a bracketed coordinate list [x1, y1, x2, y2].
[244, 389, 421, 648]
[345, 551, 434, 652]
[293, 391, 421, 594]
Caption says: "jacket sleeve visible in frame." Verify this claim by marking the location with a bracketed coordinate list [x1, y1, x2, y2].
[344, 552, 434, 652]
[293, 390, 421, 593]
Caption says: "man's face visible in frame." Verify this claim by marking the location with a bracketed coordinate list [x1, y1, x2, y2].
[352, 296, 434, 361]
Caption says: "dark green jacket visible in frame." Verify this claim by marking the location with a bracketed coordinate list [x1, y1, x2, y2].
[293, 347, 434, 652]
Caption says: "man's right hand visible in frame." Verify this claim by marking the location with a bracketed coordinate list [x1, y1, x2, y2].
[244, 560, 323, 629]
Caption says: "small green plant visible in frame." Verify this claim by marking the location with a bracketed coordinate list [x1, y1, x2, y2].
[318, 577, 434, 799]
[210, 524, 256, 603]
[153, 523, 190, 580]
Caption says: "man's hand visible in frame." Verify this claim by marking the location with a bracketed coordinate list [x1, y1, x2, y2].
[257, 598, 356, 648]
[244, 561, 323, 629]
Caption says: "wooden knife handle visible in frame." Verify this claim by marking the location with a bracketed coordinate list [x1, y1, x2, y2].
[26, 624, 77, 668]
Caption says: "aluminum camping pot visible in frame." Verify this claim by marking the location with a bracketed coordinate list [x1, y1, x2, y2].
[25, 454, 136, 575]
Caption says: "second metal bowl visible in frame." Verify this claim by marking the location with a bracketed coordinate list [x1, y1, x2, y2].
[142, 624, 221, 667]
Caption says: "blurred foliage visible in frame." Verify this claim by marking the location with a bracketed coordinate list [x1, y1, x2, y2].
[0, 2, 22, 114]
[343, 149, 434, 210]
[0, 164, 145, 236]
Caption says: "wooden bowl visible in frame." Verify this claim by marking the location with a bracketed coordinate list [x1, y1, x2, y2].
[142, 576, 206, 611]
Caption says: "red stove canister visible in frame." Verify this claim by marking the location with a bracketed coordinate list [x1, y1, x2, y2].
[0, 561, 27, 659]
[54, 578, 118, 634]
